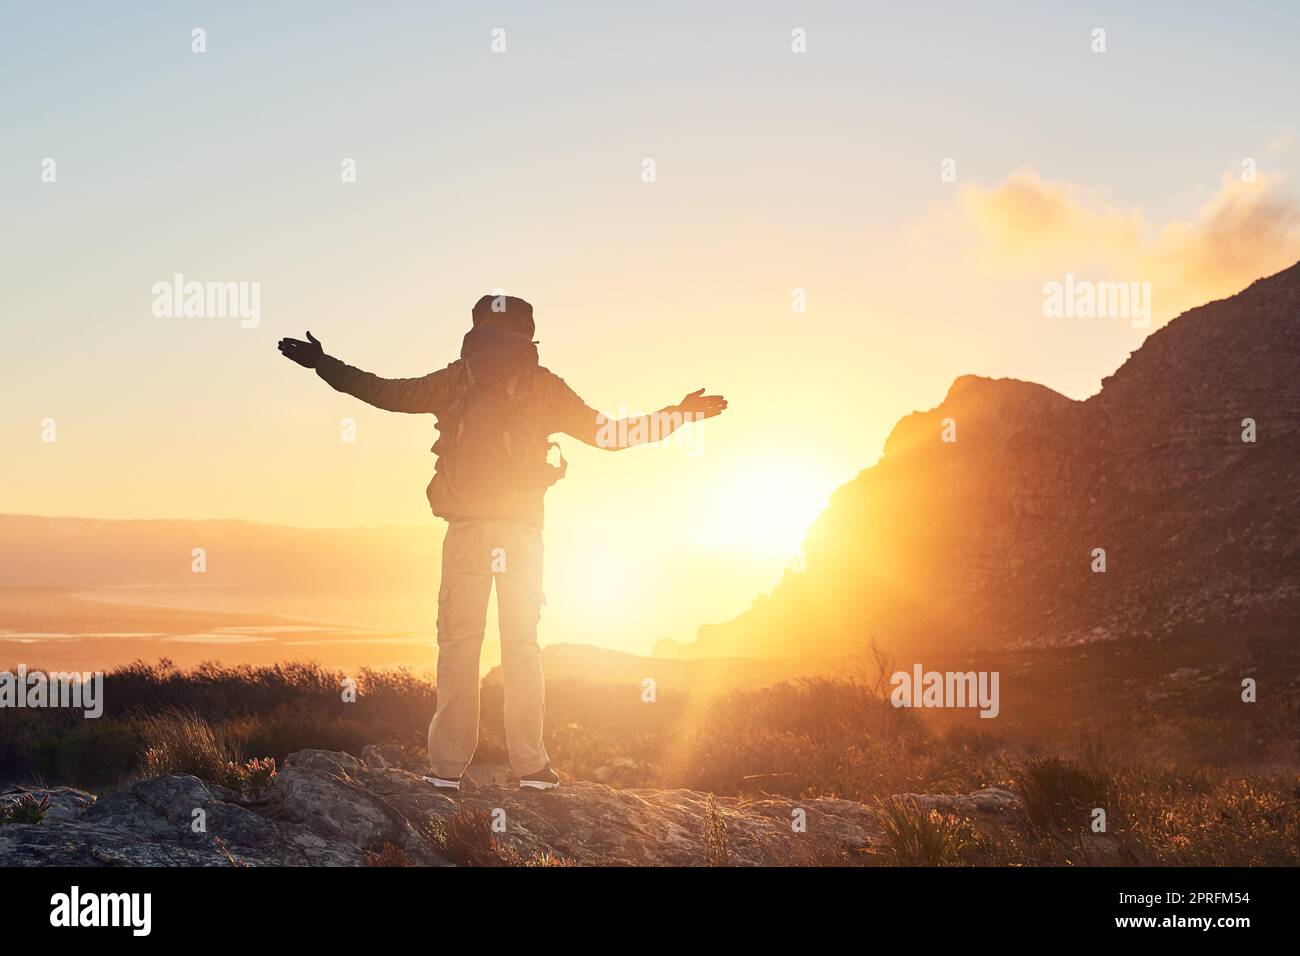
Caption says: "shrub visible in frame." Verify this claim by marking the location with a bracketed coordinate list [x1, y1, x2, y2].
[239, 756, 277, 796]
[1014, 757, 1111, 834]
[443, 805, 510, 867]
[874, 798, 971, 866]
[36, 720, 144, 789]
[223, 709, 372, 766]
[0, 793, 51, 826]
[365, 843, 414, 867]
[0, 711, 42, 781]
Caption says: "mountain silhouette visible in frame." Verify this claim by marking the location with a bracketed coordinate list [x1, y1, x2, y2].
[665, 262, 1300, 660]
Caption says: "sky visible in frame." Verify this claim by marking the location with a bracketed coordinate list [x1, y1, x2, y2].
[4, 1, 1300, 654]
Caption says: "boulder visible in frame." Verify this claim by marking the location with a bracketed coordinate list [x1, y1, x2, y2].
[0, 748, 1026, 866]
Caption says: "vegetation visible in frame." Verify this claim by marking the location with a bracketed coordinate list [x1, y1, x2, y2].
[1013, 757, 1112, 834]
[2, 657, 1296, 865]
[435, 804, 572, 867]
[138, 709, 278, 795]
[873, 798, 971, 866]
[0, 659, 429, 789]
[364, 843, 414, 867]
[0, 793, 51, 826]
[703, 794, 731, 866]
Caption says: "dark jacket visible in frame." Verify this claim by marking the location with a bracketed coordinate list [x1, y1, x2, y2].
[316, 354, 609, 526]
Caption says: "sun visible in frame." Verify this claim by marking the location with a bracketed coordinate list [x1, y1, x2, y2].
[698, 459, 833, 559]
[574, 547, 632, 610]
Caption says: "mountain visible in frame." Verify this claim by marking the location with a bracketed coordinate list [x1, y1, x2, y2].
[663, 263, 1300, 659]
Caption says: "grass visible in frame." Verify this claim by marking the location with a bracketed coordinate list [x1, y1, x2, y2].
[1014, 757, 1112, 834]
[139, 709, 244, 787]
[0, 660, 433, 790]
[136, 709, 278, 795]
[873, 798, 971, 866]
[435, 804, 573, 867]
[2, 658, 1297, 865]
[703, 794, 731, 866]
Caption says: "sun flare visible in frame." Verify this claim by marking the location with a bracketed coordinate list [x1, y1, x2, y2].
[697, 460, 833, 559]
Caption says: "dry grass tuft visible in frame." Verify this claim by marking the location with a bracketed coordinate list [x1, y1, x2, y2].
[874, 798, 972, 866]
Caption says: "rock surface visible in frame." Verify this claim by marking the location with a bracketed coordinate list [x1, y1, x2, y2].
[0, 749, 1024, 867]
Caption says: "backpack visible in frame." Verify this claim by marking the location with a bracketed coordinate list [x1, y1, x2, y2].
[434, 325, 567, 497]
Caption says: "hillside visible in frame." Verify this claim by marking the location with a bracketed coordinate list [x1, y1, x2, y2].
[665, 263, 1300, 659]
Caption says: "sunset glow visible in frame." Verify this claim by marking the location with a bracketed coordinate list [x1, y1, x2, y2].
[4, 3, 1300, 664]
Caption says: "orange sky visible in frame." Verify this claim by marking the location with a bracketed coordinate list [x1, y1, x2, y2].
[5, 4, 1300, 654]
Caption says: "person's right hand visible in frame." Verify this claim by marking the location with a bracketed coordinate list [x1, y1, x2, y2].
[676, 388, 728, 420]
[278, 331, 324, 369]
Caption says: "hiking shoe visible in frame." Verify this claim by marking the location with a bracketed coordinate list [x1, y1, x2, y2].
[518, 765, 561, 791]
[420, 772, 463, 792]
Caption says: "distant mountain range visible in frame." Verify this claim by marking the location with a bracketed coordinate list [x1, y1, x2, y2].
[662, 263, 1300, 659]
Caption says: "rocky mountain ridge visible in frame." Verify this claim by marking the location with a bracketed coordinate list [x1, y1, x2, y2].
[667, 263, 1300, 659]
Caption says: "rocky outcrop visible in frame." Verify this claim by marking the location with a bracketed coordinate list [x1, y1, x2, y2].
[0, 749, 1024, 867]
[668, 262, 1300, 658]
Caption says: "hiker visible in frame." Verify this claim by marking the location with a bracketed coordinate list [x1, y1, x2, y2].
[278, 295, 727, 790]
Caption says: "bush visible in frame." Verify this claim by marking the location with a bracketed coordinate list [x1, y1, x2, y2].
[0, 711, 42, 781]
[36, 720, 144, 789]
[1014, 757, 1111, 833]
[0, 793, 51, 826]
[239, 756, 277, 796]
[364, 843, 414, 867]
[223, 709, 373, 766]
[443, 805, 511, 867]
[874, 798, 971, 866]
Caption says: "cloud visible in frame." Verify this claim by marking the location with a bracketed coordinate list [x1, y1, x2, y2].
[922, 167, 1300, 323]
[1149, 173, 1300, 298]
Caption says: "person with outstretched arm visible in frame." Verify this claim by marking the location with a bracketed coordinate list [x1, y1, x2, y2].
[278, 295, 727, 790]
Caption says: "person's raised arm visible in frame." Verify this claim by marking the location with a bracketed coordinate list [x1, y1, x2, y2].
[542, 372, 727, 450]
[278, 331, 450, 414]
